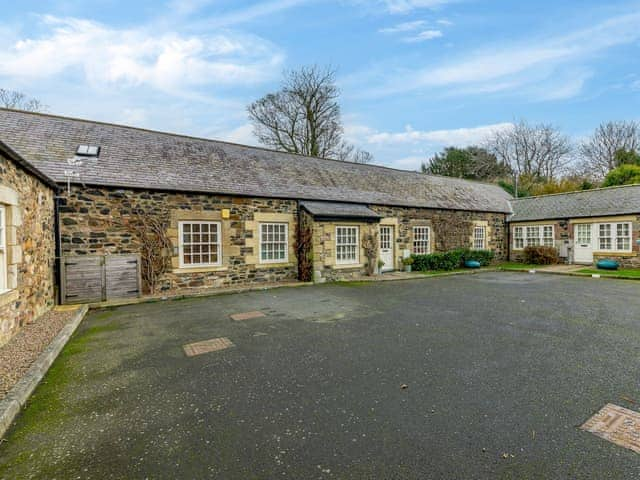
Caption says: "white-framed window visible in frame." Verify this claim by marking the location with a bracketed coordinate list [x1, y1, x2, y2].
[514, 226, 524, 249]
[259, 223, 288, 263]
[0, 205, 6, 293]
[514, 225, 554, 249]
[178, 221, 221, 268]
[542, 225, 554, 247]
[335, 226, 359, 265]
[473, 226, 486, 250]
[413, 226, 430, 254]
[598, 222, 631, 252]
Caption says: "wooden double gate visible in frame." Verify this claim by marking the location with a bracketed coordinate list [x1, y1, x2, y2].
[61, 254, 142, 304]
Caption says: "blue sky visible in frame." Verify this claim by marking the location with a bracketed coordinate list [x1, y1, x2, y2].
[1, 0, 640, 170]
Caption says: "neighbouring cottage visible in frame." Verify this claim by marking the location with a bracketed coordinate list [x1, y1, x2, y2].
[509, 185, 640, 266]
[0, 108, 512, 303]
[0, 139, 57, 345]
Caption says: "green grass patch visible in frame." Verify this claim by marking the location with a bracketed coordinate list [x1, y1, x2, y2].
[576, 268, 640, 278]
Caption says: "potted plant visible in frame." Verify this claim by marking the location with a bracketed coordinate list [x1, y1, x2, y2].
[377, 259, 385, 274]
[402, 256, 414, 272]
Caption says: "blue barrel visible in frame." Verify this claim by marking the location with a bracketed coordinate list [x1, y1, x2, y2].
[464, 260, 481, 269]
[596, 259, 619, 270]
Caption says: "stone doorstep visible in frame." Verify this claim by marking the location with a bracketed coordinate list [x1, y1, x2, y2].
[0, 304, 89, 439]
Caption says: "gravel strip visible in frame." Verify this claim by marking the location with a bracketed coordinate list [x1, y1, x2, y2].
[0, 309, 75, 399]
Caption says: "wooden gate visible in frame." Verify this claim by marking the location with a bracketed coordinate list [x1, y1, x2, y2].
[61, 254, 141, 304]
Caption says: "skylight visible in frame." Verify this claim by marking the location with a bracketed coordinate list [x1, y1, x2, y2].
[76, 145, 100, 157]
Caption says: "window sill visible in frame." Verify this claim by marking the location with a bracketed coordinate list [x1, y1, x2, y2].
[0, 289, 18, 308]
[333, 263, 363, 270]
[593, 251, 636, 257]
[255, 262, 294, 269]
[173, 265, 227, 274]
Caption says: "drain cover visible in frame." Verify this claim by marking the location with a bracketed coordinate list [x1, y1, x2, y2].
[230, 311, 265, 321]
[581, 403, 640, 454]
[183, 337, 234, 357]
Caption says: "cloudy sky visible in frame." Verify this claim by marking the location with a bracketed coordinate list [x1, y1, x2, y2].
[2, 0, 640, 169]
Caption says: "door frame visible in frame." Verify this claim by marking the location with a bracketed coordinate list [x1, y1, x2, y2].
[573, 223, 594, 264]
[379, 225, 395, 272]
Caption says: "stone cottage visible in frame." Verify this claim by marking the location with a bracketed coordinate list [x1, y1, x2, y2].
[0, 139, 57, 345]
[0, 108, 512, 304]
[509, 185, 640, 266]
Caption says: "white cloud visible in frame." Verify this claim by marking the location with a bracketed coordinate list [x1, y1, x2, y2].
[436, 19, 453, 26]
[192, 0, 310, 28]
[403, 29, 443, 42]
[214, 123, 258, 145]
[0, 15, 283, 93]
[382, 0, 456, 14]
[364, 122, 513, 146]
[378, 20, 426, 34]
[356, 11, 640, 100]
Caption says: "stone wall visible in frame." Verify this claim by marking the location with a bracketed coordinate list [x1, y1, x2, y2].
[58, 186, 299, 293]
[509, 220, 567, 262]
[311, 206, 508, 281]
[510, 216, 640, 266]
[372, 205, 508, 262]
[0, 153, 56, 346]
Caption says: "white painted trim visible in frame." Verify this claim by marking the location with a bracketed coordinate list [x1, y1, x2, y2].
[258, 222, 289, 264]
[595, 221, 633, 253]
[178, 220, 222, 268]
[512, 224, 554, 250]
[412, 226, 431, 255]
[335, 225, 359, 265]
[0, 206, 6, 292]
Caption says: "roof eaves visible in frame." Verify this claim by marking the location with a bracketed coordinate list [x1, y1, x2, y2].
[0, 139, 59, 190]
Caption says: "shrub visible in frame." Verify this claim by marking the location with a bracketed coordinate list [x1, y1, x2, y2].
[461, 248, 494, 266]
[411, 248, 495, 271]
[411, 249, 464, 271]
[523, 246, 559, 265]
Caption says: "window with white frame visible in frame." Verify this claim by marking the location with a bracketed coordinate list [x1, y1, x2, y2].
[514, 225, 554, 249]
[413, 226, 430, 254]
[598, 222, 631, 251]
[514, 226, 524, 249]
[0, 205, 6, 292]
[260, 223, 288, 263]
[178, 221, 221, 267]
[473, 225, 486, 250]
[336, 226, 359, 264]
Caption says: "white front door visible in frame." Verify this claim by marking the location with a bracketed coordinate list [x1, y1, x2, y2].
[574, 223, 594, 264]
[379, 225, 394, 272]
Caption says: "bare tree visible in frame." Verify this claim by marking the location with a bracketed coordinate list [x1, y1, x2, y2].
[486, 120, 572, 180]
[0, 88, 48, 112]
[248, 66, 373, 163]
[579, 121, 640, 178]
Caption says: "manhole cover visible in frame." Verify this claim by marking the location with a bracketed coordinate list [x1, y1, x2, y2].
[183, 337, 234, 357]
[581, 403, 640, 454]
[230, 311, 265, 321]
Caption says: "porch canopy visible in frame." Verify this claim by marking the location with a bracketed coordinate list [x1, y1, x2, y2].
[299, 201, 382, 222]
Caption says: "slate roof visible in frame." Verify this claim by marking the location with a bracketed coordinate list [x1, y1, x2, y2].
[0, 139, 58, 190]
[510, 184, 640, 222]
[300, 201, 382, 220]
[0, 108, 512, 213]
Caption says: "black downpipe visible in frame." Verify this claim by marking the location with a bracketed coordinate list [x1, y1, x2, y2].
[53, 194, 63, 305]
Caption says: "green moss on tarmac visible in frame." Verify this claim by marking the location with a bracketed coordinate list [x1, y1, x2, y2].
[0, 318, 121, 474]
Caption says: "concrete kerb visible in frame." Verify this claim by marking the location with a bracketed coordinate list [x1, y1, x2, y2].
[0, 304, 89, 438]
